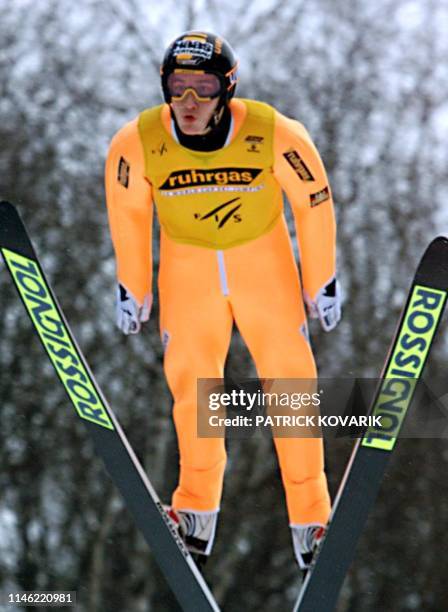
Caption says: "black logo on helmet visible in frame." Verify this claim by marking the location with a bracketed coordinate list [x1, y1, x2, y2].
[194, 198, 242, 228]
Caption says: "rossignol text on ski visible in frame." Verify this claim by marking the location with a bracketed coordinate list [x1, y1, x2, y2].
[0, 200, 219, 612]
[294, 236, 448, 612]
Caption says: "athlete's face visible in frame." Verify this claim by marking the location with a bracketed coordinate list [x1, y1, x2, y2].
[170, 93, 219, 135]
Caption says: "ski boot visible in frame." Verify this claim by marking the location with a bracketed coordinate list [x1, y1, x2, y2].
[166, 507, 218, 569]
[291, 523, 326, 572]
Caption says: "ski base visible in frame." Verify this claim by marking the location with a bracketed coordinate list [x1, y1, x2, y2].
[294, 236, 448, 611]
[0, 201, 219, 612]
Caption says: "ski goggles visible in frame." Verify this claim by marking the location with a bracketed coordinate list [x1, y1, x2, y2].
[167, 70, 223, 102]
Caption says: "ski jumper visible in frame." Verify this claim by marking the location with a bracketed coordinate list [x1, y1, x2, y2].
[105, 98, 335, 525]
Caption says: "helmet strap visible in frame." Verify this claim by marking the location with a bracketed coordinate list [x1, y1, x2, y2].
[207, 102, 226, 129]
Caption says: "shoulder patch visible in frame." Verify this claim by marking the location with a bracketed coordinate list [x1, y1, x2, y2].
[117, 157, 130, 188]
[283, 149, 314, 181]
[310, 186, 330, 207]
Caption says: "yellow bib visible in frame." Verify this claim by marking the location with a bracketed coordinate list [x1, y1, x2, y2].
[138, 99, 283, 249]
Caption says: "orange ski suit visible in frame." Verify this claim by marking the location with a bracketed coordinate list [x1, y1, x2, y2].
[105, 98, 336, 525]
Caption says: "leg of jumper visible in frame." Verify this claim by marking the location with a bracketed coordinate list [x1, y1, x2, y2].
[158, 232, 233, 512]
[226, 217, 331, 525]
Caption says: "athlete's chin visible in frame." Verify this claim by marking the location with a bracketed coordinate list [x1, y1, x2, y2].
[178, 121, 206, 135]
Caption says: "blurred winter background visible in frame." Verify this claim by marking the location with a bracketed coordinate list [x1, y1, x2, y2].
[1, 0, 448, 610]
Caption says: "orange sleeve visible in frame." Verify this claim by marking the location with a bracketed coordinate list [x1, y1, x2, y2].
[105, 118, 154, 305]
[273, 110, 336, 302]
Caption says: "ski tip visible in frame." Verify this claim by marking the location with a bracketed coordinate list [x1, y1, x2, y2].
[0, 201, 31, 256]
[416, 236, 448, 291]
[423, 235, 448, 254]
[432, 235, 448, 246]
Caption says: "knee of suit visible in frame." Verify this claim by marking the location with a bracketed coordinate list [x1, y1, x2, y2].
[164, 356, 226, 398]
[251, 339, 317, 379]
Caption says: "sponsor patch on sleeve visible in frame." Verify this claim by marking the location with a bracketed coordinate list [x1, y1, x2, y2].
[310, 186, 330, 207]
[117, 156, 130, 188]
[283, 149, 314, 181]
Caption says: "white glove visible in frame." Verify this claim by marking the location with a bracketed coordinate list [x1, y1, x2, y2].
[305, 278, 341, 332]
[116, 283, 152, 335]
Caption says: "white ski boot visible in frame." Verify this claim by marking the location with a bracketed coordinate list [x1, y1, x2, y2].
[291, 523, 326, 570]
[166, 507, 218, 564]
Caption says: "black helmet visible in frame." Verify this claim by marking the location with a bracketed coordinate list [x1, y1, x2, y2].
[160, 31, 239, 106]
